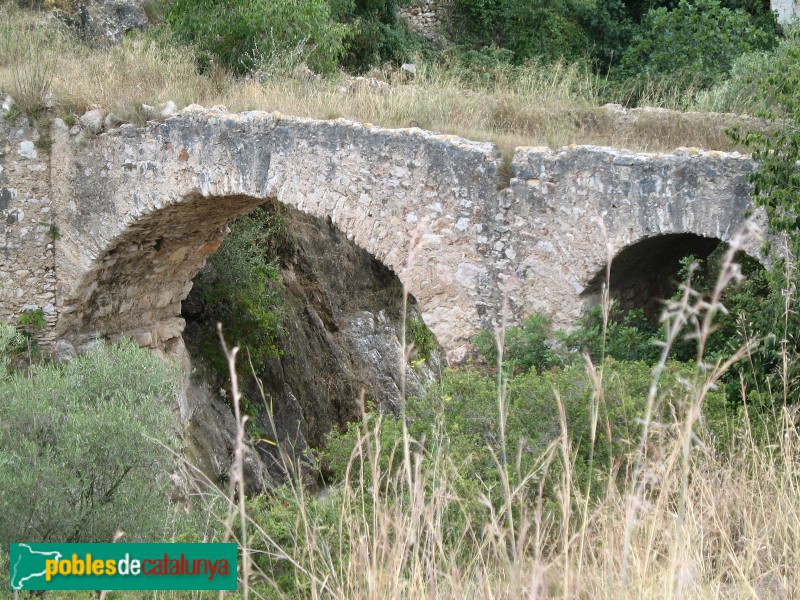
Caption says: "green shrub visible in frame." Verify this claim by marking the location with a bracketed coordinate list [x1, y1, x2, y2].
[447, 0, 578, 64]
[725, 52, 800, 409]
[17, 307, 46, 331]
[560, 303, 661, 364]
[324, 359, 727, 512]
[259, 301, 742, 593]
[0, 340, 180, 544]
[0, 322, 26, 375]
[166, 0, 350, 75]
[322, 395, 490, 554]
[474, 314, 560, 374]
[474, 309, 660, 374]
[323, 409, 409, 483]
[732, 48, 800, 256]
[193, 206, 285, 378]
[577, 0, 636, 67]
[247, 483, 351, 597]
[620, 0, 777, 92]
[695, 46, 773, 114]
[661, 247, 792, 409]
[406, 317, 437, 361]
[472, 360, 725, 489]
[498, 0, 590, 64]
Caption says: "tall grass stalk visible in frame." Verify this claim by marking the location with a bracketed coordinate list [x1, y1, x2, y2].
[180, 219, 800, 600]
[217, 325, 250, 600]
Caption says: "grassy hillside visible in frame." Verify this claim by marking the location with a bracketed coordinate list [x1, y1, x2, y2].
[0, 3, 769, 155]
[1, 1, 800, 598]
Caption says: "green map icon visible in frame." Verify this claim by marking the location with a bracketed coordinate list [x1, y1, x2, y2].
[8, 543, 237, 591]
[10, 544, 63, 590]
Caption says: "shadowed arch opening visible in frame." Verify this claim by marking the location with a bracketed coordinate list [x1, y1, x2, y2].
[179, 200, 440, 489]
[56, 193, 442, 490]
[180, 198, 423, 390]
[581, 233, 762, 318]
[57, 193, 270, 350]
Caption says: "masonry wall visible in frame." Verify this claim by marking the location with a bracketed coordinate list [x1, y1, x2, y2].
[0, 115, 57, 343]
[0, 107, 762, 361]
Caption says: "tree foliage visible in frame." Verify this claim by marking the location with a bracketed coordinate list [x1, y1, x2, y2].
[0, 337, 180, 544]
[448, 0, 635, 66]
[736, 64, 800, 254]
[620, 0, 776, 89]
[560, 304, 661, 364]
[332, 0, 420, 72]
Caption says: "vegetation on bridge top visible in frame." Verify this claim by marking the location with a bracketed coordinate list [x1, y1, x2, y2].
[1, 0, 797, 154]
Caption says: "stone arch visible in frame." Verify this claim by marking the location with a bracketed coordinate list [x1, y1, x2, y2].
[55, 193, 263, 350]
[580, 231, 765, 318]
[54, 191, 424, 353]
[50, 109, 504, 358]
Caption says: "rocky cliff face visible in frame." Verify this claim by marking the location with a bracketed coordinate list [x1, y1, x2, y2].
[25, 0, 152, 44]
[180, 202, 440, 493]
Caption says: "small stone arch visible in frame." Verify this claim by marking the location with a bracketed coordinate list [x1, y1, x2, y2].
[580, 230, 766, 318]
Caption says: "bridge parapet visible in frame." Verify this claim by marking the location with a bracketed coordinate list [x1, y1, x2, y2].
[501, 145, 762, 328]
[0, 106, 763, 361]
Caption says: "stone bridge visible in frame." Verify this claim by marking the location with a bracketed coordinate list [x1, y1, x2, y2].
[0, 106, 763, 361]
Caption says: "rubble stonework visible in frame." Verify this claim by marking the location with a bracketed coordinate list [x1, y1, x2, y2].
[0, 115, 58, 343]
[54, 0, 151, 45]
[398, 0, 445, 44]
[0, 107, 762, 361]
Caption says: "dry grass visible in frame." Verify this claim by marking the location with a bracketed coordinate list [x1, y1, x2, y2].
[0, 3, 751, 154]
[260, 411, 797, 600]
[3, 5, 796, 598]
[181, 224, 800, 600]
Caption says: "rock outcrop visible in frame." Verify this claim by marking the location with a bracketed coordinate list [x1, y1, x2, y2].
[48, 0, 151, 44]
[180, 203, 439, 491]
